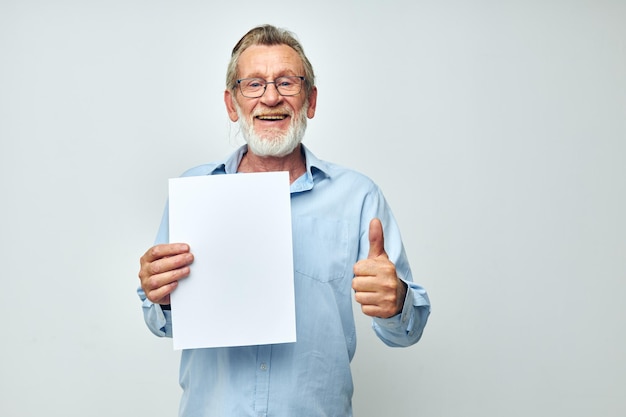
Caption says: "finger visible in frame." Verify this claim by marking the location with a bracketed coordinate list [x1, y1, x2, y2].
[142, 265, 190, 303]
[354, 290, 387, 307]
[354, 289, 401, 319]
[353, 289, 390, 318]
[143, 264, 190, 289]
[352, 275, 376, 292]
[141, 243, 190, 264]
[146, 280, 178, 305]
[367, 218, 387, 259]
[146, 252, 194, 276]
[352, 269, 396, 292]
[353, 257, 395, 278]
[359, 303, 394, 319]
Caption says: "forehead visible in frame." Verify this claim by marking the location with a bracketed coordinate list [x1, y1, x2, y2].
[237, 44, 304, 78]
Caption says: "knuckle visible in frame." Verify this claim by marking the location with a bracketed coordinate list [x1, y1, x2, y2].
[146, 291, 160, 304]
[147, 245, 164, 263]
[148, 260, 162, 275]
[145, 275, 160, 291]
[382, 264, 396, 275]
[149, 245, 161, 257]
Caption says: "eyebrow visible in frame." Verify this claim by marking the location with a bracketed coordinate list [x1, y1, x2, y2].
[240, 69, 301, 79]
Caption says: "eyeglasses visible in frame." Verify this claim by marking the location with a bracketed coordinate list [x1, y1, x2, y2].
[236, 76, 306, 98]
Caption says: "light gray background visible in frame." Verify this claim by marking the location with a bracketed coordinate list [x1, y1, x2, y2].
[1, 1, 624, 416]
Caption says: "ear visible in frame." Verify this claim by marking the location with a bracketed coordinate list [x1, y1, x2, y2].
[306, 86, 318, 119]
[224, 89, 239, 122]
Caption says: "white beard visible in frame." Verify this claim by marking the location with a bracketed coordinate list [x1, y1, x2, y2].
[236, 102, 308, 157]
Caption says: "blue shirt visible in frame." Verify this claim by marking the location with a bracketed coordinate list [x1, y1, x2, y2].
[138, 145, 430, 417]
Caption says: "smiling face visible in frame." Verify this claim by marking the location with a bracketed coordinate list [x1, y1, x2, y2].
[224, 44, 317, 157]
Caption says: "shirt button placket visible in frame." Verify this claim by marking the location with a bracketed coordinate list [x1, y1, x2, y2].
[254, 345, 271, 416]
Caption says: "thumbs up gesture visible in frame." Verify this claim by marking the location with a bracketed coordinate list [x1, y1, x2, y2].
[352, 218, 407, 318]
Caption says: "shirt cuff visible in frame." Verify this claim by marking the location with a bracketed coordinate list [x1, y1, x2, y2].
[141, 298, 173, 338]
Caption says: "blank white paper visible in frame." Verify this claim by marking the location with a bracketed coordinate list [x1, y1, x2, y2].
[168, 171, 296, 350]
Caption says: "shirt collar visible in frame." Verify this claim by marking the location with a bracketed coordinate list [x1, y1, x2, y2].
[293, 144, 330, 193]
[209, 144, 331, 193]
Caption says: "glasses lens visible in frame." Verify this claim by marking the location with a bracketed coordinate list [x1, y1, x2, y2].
[275, 76, 302, 96]
[240, 78, 265, 98]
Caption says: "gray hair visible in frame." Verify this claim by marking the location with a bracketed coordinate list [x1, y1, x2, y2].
[226, 24, 316, 98]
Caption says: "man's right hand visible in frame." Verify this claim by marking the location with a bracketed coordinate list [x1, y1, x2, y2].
[138, 243, 194, 305]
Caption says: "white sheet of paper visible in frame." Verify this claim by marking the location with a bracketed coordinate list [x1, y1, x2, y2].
[168, 171, 296, 350]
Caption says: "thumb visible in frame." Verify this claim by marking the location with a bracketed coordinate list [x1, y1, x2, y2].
[367, 218, 388, 259]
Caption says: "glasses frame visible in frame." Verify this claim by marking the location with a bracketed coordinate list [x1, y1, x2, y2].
[236, 76, 306, 98]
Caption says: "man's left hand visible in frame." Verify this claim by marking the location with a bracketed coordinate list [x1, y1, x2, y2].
[352, 218, 407, 318]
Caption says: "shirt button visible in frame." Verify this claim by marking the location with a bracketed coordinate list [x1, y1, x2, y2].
[260, 362, 268, 371]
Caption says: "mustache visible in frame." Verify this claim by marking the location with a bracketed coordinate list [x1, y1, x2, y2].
[251, 107, 293, 118]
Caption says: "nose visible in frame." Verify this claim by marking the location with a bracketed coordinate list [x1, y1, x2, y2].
[260, 82, 282, 106]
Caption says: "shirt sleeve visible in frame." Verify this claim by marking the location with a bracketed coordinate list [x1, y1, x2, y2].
[138, 287, 173, 338]
[137, 201, 174, 338]
[372, 280, 430, 347]
[359, 186, 431, 347]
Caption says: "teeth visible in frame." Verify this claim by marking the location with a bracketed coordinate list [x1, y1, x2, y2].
[257, 115, 286, 120]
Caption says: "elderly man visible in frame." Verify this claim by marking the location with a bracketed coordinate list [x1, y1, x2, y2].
[138, 24, 430, 417]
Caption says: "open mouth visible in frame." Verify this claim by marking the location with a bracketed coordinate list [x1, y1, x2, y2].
[255, 114, 289, 121]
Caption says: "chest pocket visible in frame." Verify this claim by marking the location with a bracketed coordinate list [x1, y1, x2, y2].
[292, 216, 350, 282]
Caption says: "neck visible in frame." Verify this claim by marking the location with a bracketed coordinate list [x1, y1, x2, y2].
[238, 144, 306, 184]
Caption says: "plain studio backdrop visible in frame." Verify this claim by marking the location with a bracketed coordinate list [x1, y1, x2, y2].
[1, 1, 624, 416]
